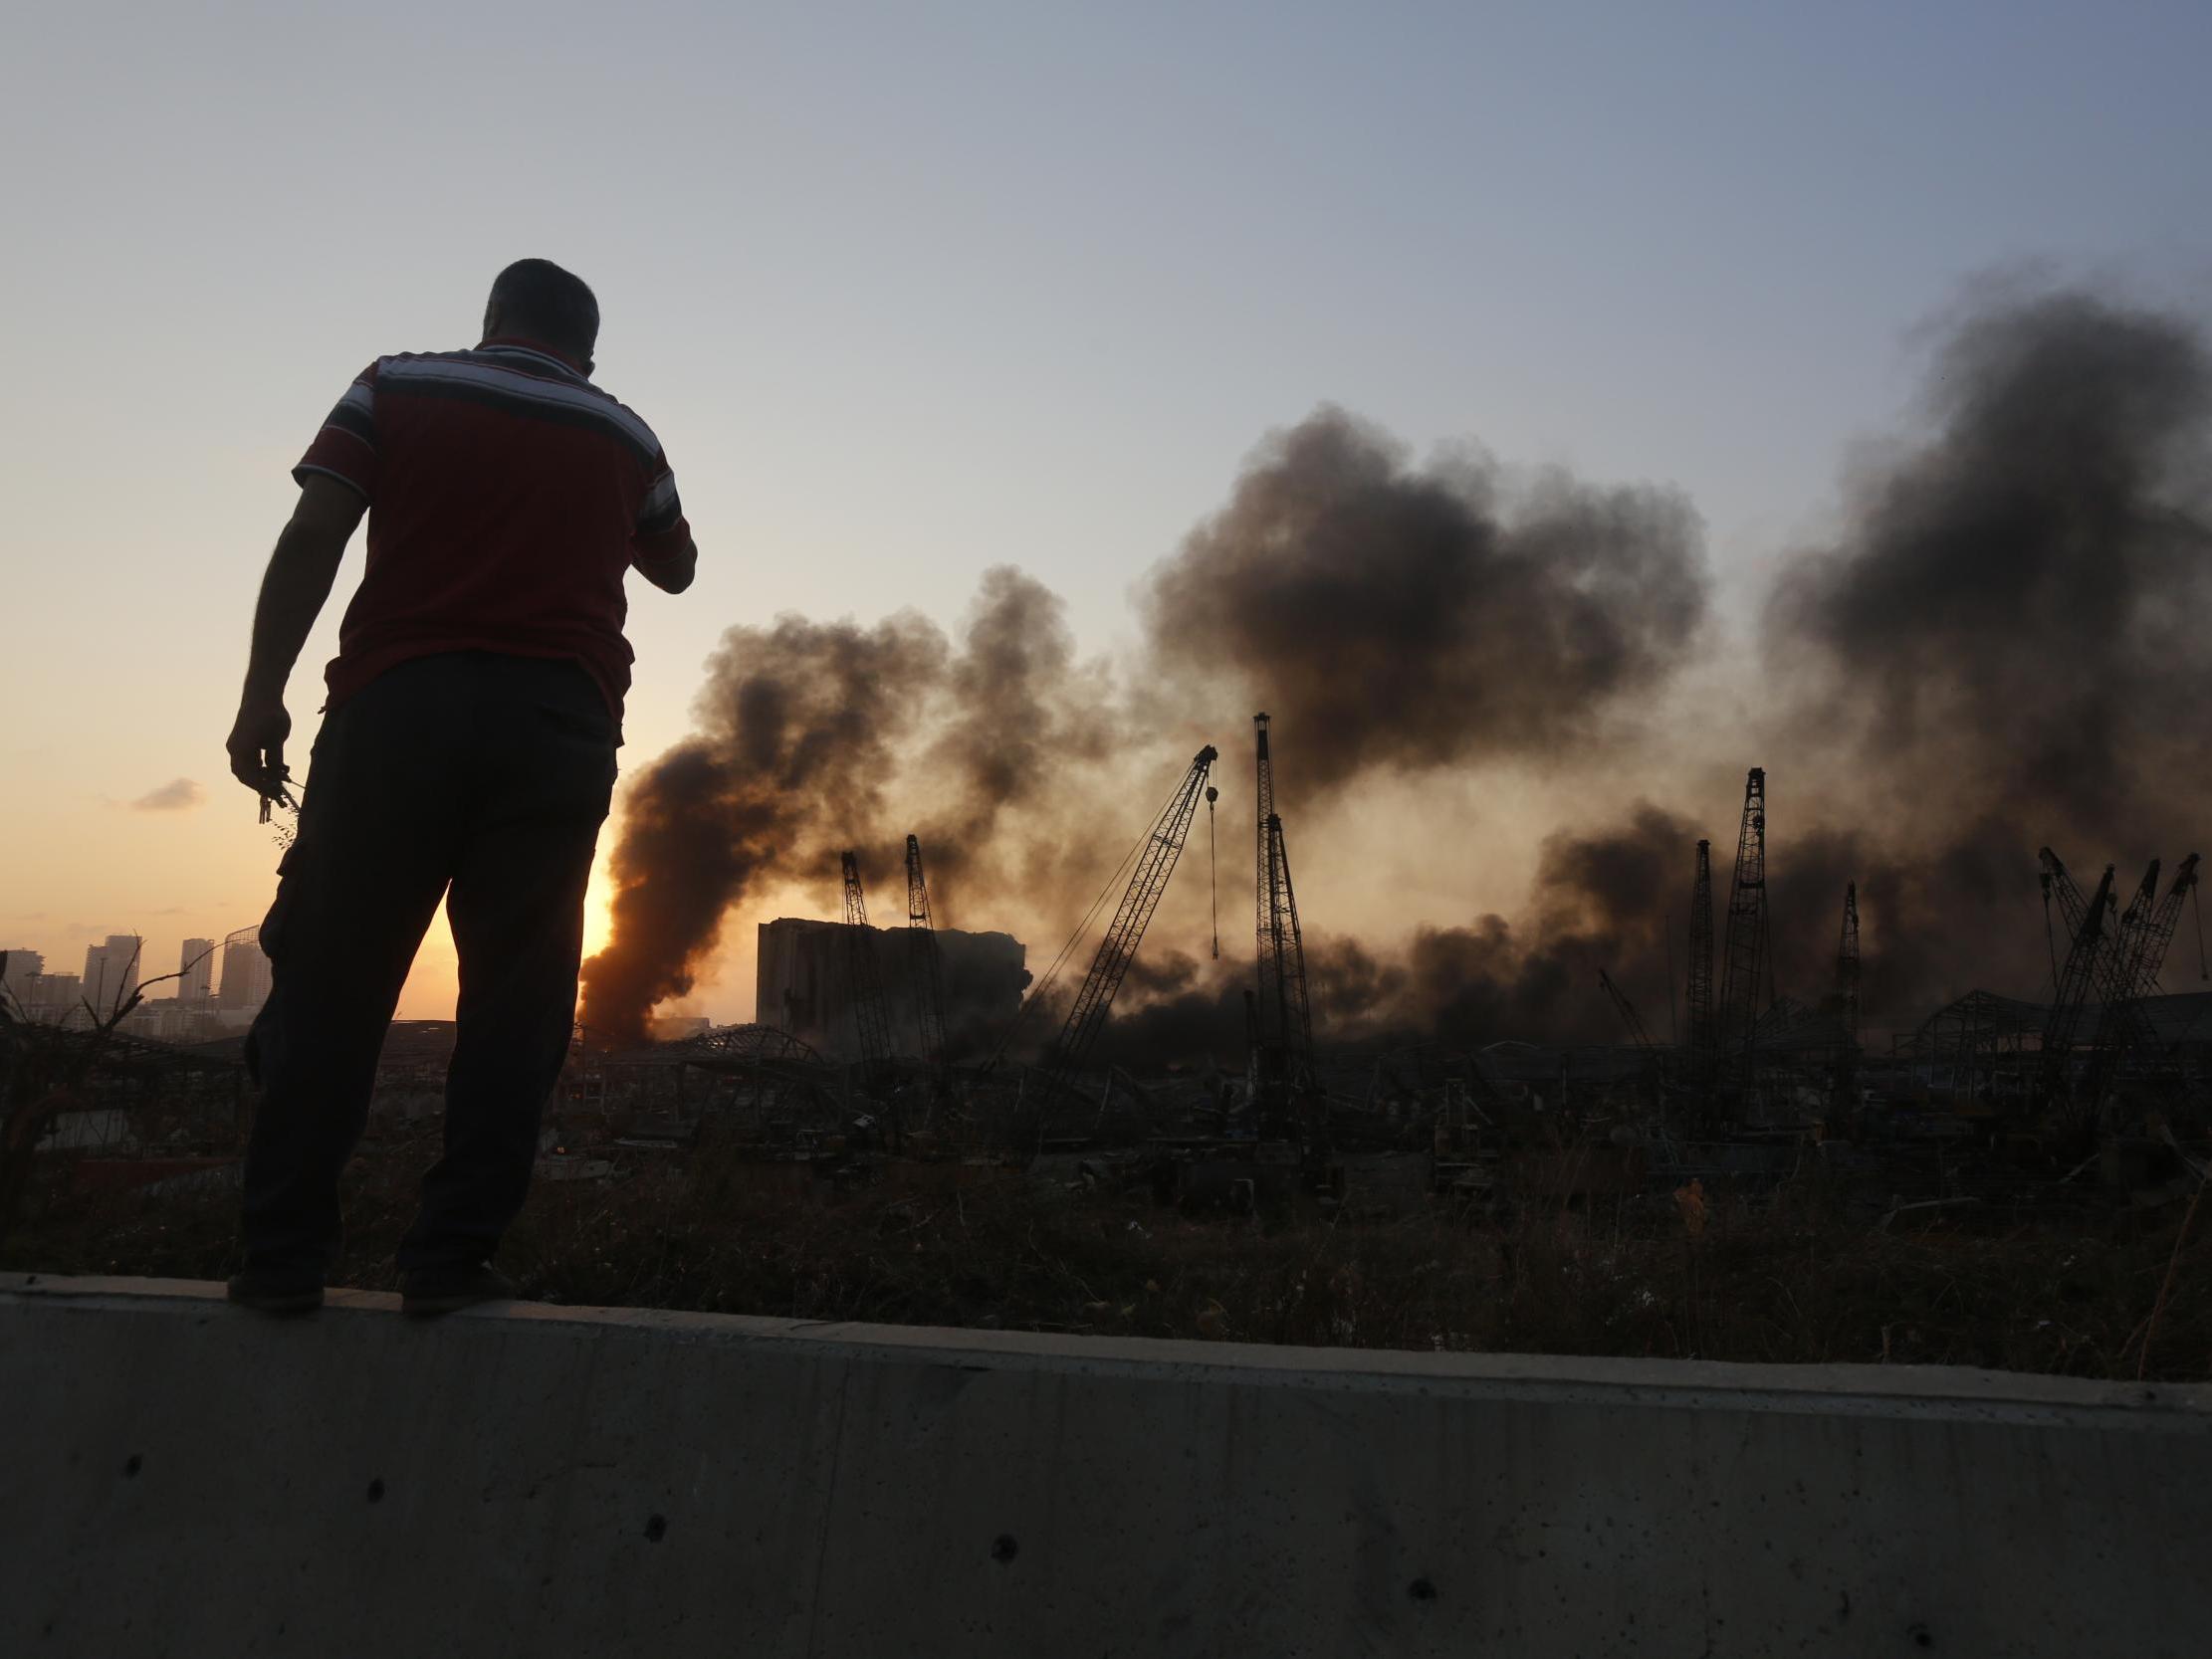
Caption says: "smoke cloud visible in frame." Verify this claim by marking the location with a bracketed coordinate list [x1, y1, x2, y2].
[586, 284, 2212, 1056]
[1144, 407, 1709, 788]
[579, 607, 942, 1044]
[1774, 291, 2212, 816]
[1314, 802, 1695, 1051]
[585, 411, 1709, 1046]
[1764, 287, 2212, 1013]
[581, 571, 1114, 1045]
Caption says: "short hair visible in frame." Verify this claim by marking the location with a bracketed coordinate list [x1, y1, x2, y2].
[486, 259, 599, 358]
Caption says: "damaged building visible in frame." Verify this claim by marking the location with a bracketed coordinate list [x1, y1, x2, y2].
[754, 918, 1028, 1063]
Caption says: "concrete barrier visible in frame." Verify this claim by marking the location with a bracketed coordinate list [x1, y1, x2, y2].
[4, 1272, 2207, 1657]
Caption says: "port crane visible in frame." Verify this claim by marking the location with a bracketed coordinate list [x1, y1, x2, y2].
[1029, 745, 1220, 1110]
[904, 834, 951, 1071]
[1251, 714, 1316, 1135]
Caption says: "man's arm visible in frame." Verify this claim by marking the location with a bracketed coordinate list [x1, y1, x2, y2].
[633, 535, 698, 595]
[224, 475, 367, 797]
[629, 447, 695, 594]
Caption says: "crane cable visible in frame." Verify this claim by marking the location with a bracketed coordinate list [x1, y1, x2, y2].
[2194, 881, 2208, 981]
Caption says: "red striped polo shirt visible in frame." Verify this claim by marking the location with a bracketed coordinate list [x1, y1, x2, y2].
[294, 335, 692, 724]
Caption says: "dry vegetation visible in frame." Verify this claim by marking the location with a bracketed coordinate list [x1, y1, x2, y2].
[6, 1125, 2207, 1382]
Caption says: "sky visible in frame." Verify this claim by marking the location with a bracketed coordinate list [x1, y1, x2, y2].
[3, 0, 2209, 1019]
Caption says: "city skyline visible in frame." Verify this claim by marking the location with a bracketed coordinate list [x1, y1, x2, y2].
[2, 929, 270, 1042]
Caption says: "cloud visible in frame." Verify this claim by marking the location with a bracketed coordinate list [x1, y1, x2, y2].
[129, 777, 204, 813]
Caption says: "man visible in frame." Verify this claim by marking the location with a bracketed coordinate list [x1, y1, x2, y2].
[223, 260, 696, 1316]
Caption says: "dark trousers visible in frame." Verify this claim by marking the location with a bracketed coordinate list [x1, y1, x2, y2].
[241, 652, 616, 1278]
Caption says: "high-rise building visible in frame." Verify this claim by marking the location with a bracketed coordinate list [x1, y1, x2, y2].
[218, 929, 273, 1012]
[82, 934, 143, 1018]
[1, 948, 42, 1012]
[25, 972, 85, 1026]
[179, 938, 216, 1002]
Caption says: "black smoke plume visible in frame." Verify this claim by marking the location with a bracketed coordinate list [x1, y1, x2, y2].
[1764, 287, 2212, 1015]
[585, 413, 1707, 1045]
[1774, 290, 2212, 821]
[582, 569, 1127, 1045]
[586, 285, 2212, 1055]
[579, 609, 942, 1044]
[1143, 407, 1708, 788]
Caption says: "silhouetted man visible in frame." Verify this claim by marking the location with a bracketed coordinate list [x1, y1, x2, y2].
[223, 260, 695, 1315]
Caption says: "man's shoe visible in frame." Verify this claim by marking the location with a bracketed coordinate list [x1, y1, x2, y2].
[401, 1263, 520, 1318]
[226, 1270, 325, 1316]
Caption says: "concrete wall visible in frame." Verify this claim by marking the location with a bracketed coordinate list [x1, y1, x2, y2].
[4, 1273, 2207, 1657]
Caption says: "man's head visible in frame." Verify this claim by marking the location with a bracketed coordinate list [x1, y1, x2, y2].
[482, 259, 599, 372]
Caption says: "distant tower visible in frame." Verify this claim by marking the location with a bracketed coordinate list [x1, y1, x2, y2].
[217, 928, 272, 1012]
[0, 948, 42, 1013]
[82, 933, 143, 1019]
[1717, 767, 1769, 1087]
[179, 938, 216, 1003]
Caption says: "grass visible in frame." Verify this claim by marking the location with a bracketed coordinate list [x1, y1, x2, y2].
[6, 1125, 2207, 1381]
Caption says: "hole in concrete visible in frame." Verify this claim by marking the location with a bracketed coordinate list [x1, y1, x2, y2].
[644, 1515, 668, 1543]
[1908, 1624, 1933, 1648]
[991, 1535, 1018, 1563]
[123, 1455, 142, 1478]
[1408, 1579, 1438, 1602]
[366, 1478, 385, 1505]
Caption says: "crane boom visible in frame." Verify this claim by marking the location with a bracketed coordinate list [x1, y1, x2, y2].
[1252, 715, 1315, 1119]
[2112, 861, 2160, 994]
[1598, 968, 1656, 1051]
[904, 834, 951, 1068]
[2075, 854, 2199, 1131]
[2040, 848, 2090, 942]
[2128, 853, 2199, 996]
[2042, 849, 2154, 1048]
[840, 851, 896, 1097]
[2040, 847, 2137, 1004]
[1036, 745, 1219, 1100]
